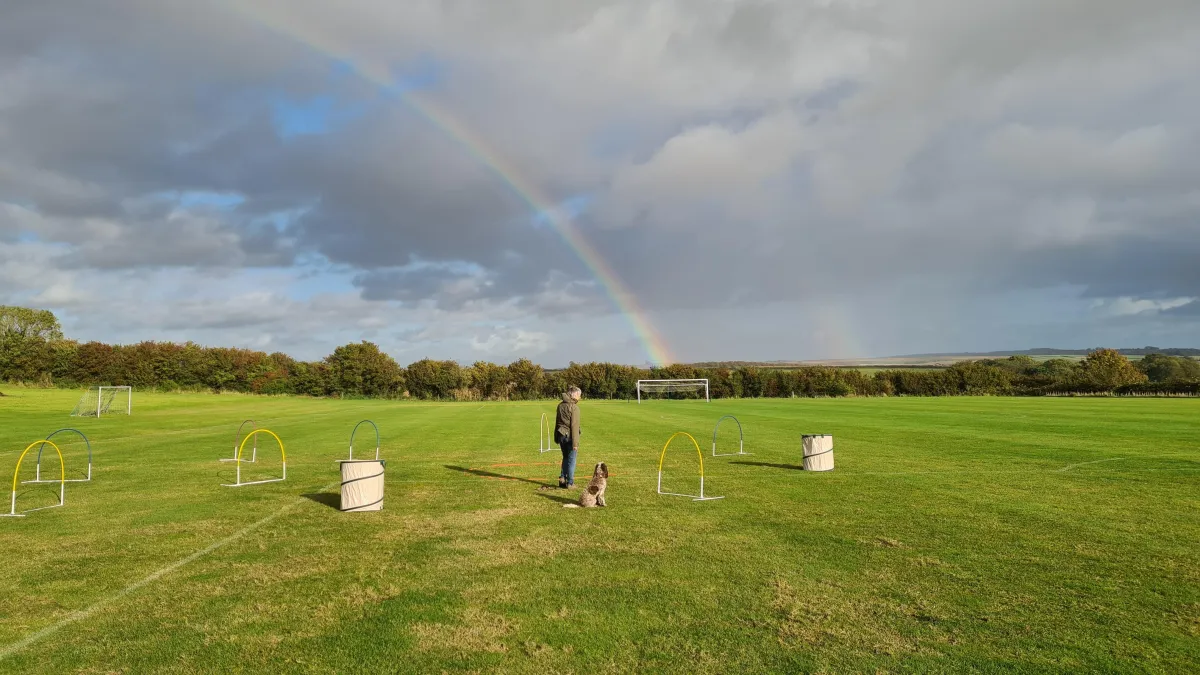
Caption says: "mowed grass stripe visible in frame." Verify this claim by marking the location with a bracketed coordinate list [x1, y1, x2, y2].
[0, 391, 1196, 673]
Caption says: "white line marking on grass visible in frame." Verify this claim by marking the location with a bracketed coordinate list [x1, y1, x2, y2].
[1058, 457, 1127, 472]
[0, 481, 338, 663]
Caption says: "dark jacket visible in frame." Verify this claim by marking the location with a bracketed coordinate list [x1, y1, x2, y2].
[554, 392, 580, 448]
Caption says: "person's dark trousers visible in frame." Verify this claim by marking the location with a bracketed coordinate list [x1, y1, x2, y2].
[559, 438, 577, 487]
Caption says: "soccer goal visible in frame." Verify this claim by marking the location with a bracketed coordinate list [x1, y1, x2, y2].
[70, 386, 131, 417]
[636, 379, 709, 403]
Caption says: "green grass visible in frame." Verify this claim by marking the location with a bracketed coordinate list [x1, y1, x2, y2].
[0, 390, 1196, 673]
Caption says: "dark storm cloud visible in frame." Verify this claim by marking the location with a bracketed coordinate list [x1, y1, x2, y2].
[2, 0, 1200, 361]
[1164, 300, 1200, 317]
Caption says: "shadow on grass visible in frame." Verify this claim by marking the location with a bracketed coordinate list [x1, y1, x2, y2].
[444, 465, 556, 487]
[534, 491, 576, 506]
[730, 461, 805, 471]
[302, 493, 341, 510]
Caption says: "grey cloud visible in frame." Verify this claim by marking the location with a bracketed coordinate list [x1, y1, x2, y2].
[1164, 300, 1200, 317]
[2, 0, 1200, 363]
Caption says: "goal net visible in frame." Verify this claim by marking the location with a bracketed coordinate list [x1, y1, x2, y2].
[70, 386, 132, 417]
[637, 379, 710, 403]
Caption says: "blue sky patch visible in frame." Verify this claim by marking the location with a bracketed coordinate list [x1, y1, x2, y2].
[383, 53, 447, 97]
[532, 194, 593, 228]
[270, 94, 366, 139]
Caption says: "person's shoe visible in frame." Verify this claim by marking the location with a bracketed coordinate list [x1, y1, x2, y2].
[558, 479, 568, 489]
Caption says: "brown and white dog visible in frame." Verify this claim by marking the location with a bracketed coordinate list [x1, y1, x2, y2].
[563, 462, 608, 508]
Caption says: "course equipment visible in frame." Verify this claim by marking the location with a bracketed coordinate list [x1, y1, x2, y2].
[3, 441, 65, 517]
[711, 415, 749, 457]
[220, 420, 259, 463]
[24, 429, 92, 483]
[339, 459, 385, 512]
[657, 431, 724, 501]
[637, 379, 710, 403]
[339, 420, 384, 512]
[70, 386, 131, 417]
[538, 413, 554, 454]
[348, 420, 380, 460]
[802, 434, 835, 472]
[222, 429, 286, 487]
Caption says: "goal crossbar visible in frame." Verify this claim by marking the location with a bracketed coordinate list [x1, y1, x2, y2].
[636, 379, 709, 403]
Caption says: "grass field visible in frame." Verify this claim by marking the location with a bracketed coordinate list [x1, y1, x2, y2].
[0, 390, 1197, 673]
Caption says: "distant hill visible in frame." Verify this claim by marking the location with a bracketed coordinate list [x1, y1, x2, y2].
[894, 347, 1200, 358]
[687, 347, 1200, 370]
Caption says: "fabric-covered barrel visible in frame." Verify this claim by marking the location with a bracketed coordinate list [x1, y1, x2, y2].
[802, 435, 834, 472]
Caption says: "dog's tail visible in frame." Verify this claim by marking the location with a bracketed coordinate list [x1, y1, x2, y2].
[562, 504, 580, 508]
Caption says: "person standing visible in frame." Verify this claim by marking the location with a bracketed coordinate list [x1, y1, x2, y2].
[554, 386, 582, 489]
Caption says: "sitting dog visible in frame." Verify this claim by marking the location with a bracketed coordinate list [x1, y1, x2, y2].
[563, 462, 608, 508]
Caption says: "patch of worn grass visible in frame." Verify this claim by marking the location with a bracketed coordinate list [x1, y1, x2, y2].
[0, 391, 1197, 672]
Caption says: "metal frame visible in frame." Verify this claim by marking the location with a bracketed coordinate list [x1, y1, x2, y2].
[636, 379, 710, 403]
[3, 441, 66, 517]
[70, 386, 132, 417]
[348, 420, 380, 461]
[101, 386, 132, 416]
[538, 413, 554, 453]
[26, 429, 91, 483]
[222, 429, 286, 487]
[712, 415, 749, 457]
[656, 431, 724, 501]
[220, 419, 258, 463]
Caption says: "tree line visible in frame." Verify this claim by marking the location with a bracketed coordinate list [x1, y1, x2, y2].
[2, 306, 1198, 399]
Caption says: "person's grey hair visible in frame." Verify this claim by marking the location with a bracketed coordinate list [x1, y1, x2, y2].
[568, 386, 582, 397]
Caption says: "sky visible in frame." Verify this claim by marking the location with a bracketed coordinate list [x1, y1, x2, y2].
[1, 0, 1198, 366]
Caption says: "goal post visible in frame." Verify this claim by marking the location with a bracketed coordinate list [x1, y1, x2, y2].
[70, 386, 132, 417]
[636, 379, 709, 403]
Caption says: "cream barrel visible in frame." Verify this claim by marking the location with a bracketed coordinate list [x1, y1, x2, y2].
[339, 460, 385, 512]
[802, 435, 834, 472]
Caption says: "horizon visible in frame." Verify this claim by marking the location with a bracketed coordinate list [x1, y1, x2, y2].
[2, 3, 1198, 364]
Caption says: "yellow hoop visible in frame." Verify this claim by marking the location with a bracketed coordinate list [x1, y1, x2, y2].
[236, 429, 285, 464]
[12, 440, 65, 494]
[657, 432, 705, 479]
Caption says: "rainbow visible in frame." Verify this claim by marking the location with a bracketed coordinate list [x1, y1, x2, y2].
[218, 4, 674, 366]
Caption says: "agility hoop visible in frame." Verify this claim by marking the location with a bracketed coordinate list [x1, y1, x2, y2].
[712, 415, 749, 457]
[25, 429, 92, 483]
[538, 413, 554, 454]
[4, 440, 66, 517]
[220, 420, 258, 463]
[657, 432, 724, 501]
[221, 429, 286, 487]
[347, 420, 380, 461]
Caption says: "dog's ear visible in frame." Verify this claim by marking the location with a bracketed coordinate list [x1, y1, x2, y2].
[600, 462, 609, 478]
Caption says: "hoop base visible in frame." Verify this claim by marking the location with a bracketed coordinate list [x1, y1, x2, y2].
[222, 477, 285, 488]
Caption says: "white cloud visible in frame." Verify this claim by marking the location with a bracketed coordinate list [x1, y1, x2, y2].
[985, 124, 1172, 187]
[470, 328, 553, 356]
[1090, 296, 1196, 318]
